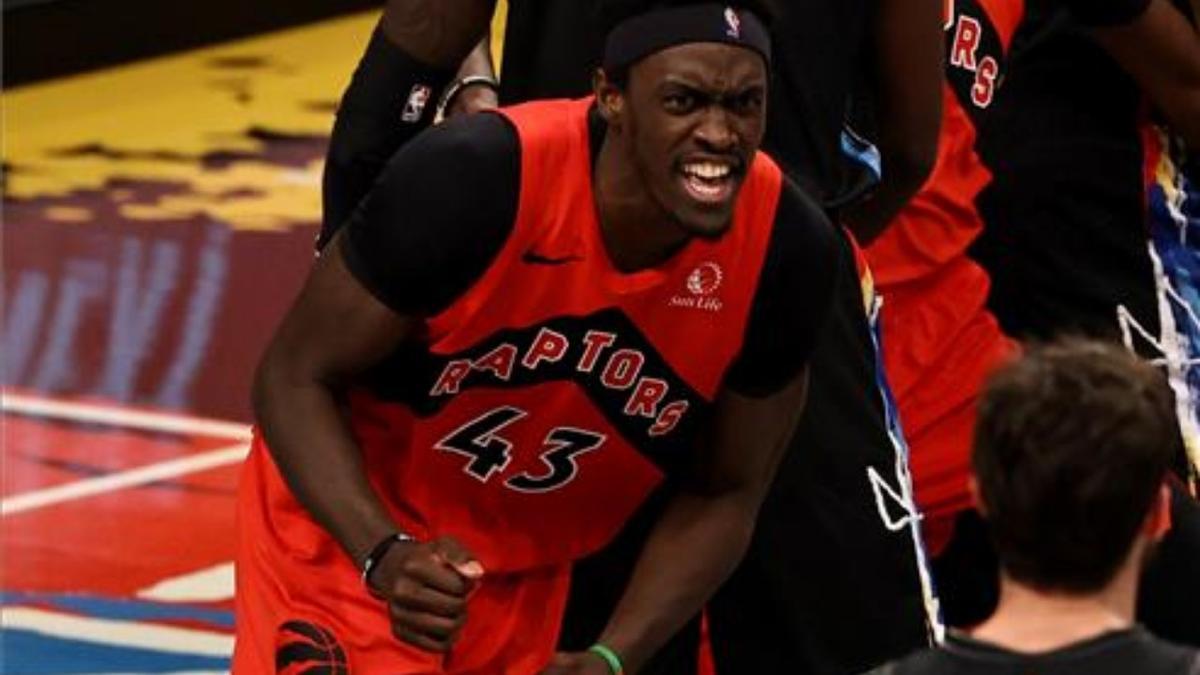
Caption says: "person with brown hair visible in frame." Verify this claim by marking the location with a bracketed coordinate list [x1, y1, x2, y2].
[869, 340, 1200, 675]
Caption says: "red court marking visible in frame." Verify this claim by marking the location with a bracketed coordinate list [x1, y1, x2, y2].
[3, 405, 244, 596]
[3, 413, 236, 496]
[3, 459, 240, 595]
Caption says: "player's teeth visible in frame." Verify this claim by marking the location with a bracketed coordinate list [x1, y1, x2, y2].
[684, 163, 731, 180]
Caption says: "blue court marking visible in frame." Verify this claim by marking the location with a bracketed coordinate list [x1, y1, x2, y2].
[2, 591, 235, 628]
[0, 629, 229, 674]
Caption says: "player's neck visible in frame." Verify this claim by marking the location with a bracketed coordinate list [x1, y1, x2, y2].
[969, 564, 1138, 654]
[593, 136, 690, 273]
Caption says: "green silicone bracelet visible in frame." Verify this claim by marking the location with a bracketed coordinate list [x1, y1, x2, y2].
[587, 644, 624, 674]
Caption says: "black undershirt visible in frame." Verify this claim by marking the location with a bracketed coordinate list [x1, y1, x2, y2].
[338, 109, 835, 396]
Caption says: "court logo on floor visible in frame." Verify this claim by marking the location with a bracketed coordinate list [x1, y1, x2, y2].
[276, 620, 349, 674]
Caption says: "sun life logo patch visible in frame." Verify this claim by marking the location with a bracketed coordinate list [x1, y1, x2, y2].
[687, 262, 723, 296]
[671, 262, 724, 312]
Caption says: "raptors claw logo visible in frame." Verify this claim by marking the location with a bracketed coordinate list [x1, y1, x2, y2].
[275, 620, 350, 674]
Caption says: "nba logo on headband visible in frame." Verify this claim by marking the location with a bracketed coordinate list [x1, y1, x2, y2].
[724, 7, 741, 38]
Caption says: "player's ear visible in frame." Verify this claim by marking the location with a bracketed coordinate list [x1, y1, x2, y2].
[593, 68, 625, 131]
[968, 474, 987, 517]
[1142, 481, 1172, 542]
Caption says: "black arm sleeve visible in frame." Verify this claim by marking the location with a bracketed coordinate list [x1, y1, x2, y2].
[1062, 0, 1152, 26]
[723, 180, 839, 397]
[339, 112, 520, 317]
[321, 28, 456, 248]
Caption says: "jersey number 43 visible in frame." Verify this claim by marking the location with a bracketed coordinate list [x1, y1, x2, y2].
[435, 406, 607, 493]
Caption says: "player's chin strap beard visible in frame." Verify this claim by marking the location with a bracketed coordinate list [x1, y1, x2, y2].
[602, 3, 772, 73]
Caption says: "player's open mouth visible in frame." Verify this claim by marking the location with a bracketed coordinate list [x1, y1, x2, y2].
[679, 159, 740, 205]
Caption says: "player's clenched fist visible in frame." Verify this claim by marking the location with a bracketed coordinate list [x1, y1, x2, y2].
[365, 536, 484, 653]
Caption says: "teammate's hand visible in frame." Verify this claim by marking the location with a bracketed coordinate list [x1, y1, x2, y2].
[445, 81, 499, 117]
[367, 536, 484, 653]
[538, 651, 614, 675]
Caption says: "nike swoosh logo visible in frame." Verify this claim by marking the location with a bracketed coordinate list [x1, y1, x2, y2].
[521, 251, 582, 266]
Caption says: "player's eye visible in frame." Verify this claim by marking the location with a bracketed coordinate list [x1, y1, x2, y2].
[729, 90, 764, 115]
[663, 92, 699, 114]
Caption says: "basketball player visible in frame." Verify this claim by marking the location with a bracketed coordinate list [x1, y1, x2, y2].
[447, 1, 947, 671]
[233, 3, 838, 673]
[317, 0, 946, 672]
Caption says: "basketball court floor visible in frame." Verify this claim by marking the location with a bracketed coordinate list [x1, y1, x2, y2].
[2, 11, 442, 671]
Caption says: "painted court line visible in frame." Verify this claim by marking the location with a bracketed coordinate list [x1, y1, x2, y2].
[1, 391, 252, 441]
[2, 606, 234, 656]
[1, 443, 248, 515]
[138, 563, 235, 603]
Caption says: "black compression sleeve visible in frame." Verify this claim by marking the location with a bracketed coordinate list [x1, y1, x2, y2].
[339, 112, 520, 317]
[320, 28, 457, 249]
[1062, 0, 1151, 26]
[723, 180, 839, 397]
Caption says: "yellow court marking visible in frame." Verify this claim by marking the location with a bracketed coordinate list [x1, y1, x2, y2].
[5, 12, 380, 230]
[4, 6, 511, 232]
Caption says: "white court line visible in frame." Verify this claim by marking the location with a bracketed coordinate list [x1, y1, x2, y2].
[2, 606, 234, 657]
[138, 563, 235, 603]
[1, 391, 252, 441]
[1, 443, 248, 515]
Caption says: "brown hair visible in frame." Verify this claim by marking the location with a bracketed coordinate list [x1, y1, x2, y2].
[972, 339, 1178, 592]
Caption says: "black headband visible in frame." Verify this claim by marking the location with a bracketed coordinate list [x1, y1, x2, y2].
[602, 4, 772, 73]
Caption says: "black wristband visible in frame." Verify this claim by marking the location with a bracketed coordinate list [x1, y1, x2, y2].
[360, 532, 417, 590]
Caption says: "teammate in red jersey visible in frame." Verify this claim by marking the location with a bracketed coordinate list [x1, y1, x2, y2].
[234, 3, 837, 673]
[863, 0, 1200, 638]
[867, 0, 1200, 558]
[864, 0, 1027, 556]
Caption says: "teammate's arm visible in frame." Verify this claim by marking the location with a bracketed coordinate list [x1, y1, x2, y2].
[1083, 0, 1200, 146]
[321, 0, 496, 246]
[255, 114, 518, 653]
[841, 0, 943, 244]
[442, 36, 500, 118]
[546, 189, 839, 674]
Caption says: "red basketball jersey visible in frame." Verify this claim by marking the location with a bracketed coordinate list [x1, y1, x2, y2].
[865, 0, 1024, 432]
[248, 98, 784, 574]
[861, 0, 1024, 550]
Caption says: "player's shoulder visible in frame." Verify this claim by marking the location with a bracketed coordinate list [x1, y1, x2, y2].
[390, 111, 520, 176]
[768, 175, 838, 266]
[1128, 630, 1200, 673]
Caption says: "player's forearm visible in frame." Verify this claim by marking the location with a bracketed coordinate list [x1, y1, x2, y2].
[1093, 0, 1200, 149]
[252, 352, 398, 566]
[844, 0, 942, 243]
[321, 1, 495, 246]
[380, 0, 495, 68]
[457, 36, 496, 81]
[594, 489, 758, 672]
[842, 148, 934, 244]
